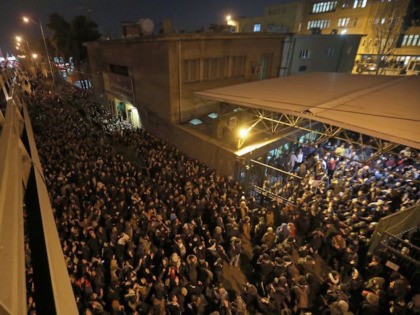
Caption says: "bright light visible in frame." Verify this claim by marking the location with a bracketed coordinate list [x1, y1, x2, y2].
[23, 16, 30, 23]
[15, 46, 20, 50]
[341, 29, 347, 35]
[226, 15, 232, 21]
[238, 127, 249, 139]
[32, 53, 38, 59]
[16, 35, 22, 42]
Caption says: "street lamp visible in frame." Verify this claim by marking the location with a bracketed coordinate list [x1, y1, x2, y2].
[16, 35, 31, 54]
[22, 16, 55, 87]
[16, 34, 36, 68]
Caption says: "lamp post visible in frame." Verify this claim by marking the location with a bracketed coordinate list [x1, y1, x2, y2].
[23, 16, 55, 87]
[16, 35, 36, 68]
[16, 35, 31, 55]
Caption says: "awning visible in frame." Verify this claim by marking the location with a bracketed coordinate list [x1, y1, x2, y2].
[196, 73, 420, 149]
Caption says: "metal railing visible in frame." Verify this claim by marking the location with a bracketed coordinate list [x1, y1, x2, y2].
[0, 70, 78, 314]
[377, 231, 420, 284]
[368, 203, 420, 255]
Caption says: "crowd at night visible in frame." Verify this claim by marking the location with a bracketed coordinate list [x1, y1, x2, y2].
[23, 77, 419, 315]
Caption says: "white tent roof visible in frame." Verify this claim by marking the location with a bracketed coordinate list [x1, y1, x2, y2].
[196, 73, 420, 149]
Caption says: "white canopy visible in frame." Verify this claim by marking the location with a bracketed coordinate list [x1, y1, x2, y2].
[196, 73, 420, 149]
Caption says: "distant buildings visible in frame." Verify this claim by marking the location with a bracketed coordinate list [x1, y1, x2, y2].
[279, 33, 362, 76]
[233, 0, 420, 75]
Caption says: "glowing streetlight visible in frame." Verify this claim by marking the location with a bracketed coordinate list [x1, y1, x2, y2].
[32, 53, 38, 59]
[237, 126, 251, 149]
[238, 127, 249, 139]
[23, 15, 55, 86]
[15, 35, 31, 53]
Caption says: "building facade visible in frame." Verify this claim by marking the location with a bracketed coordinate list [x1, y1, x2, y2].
[280, 33, 362, 75]
[86, 33, 287, 175]
[233, 1, 305, 33]
[233, 0, 420, 75]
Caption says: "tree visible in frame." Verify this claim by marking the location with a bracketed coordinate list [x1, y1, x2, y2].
[47, 13, 101, 63]
[363, 0, 410, 75]
[47, 13, 71, 59]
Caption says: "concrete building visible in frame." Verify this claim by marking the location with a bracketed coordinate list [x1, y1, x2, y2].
[233, 0, 420, 74]
[233, 1, 305, 33]
[86, 33, 287, 175]
[280, 33, 362, 75]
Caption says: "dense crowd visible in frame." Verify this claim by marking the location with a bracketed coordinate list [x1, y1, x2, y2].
[23, 77, 420, 315]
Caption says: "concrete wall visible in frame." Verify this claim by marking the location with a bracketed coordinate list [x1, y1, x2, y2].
[86, 34, 286, 176]
[285, 34, 361, 75]
[88, 34, 286, 125]
[168, 36, 284, 122]
[171, 125, 239, 176]
[235, 2, 305, 33]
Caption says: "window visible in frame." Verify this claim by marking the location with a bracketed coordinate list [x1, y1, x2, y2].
[189, 119, 203, 126]
[300, 50, 311, 59]
[339, 17, 358, 27]
[407, 35, 414, 46]
[353, 0, 367, 8]
[307, 19, 331, 30]
[312, 1, 338, 13]
[230, 56, 246, 77]
[183, 59, 199, 83]
[203, 57, 228, 81]
[402, 35, 408, 46]
[325, 48, 334, 57]
[338, 18, 350, 27]
[109, 64, 129, 76]
[415, 35, 420, 46]
[253, 24, 261, 32]
[341, 0, 353, 8]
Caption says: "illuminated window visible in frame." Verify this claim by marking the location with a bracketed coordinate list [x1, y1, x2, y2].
[339, 17, 357, 27]
[353, 0, 367, 8]
[311, 1, 337, 13]
[406, 35, 413, 46]
[307, 19, 331, 30]
[338, 18, 350, 27]
[189, 119, 203, 126]
[253, 24, 261, 32]
[402, 35, 408, 46]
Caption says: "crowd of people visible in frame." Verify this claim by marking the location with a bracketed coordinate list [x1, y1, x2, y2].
[22, 76, 420, 315]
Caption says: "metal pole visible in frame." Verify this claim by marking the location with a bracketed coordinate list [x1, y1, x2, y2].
[39, 22, 55, 87]
[25, 40, 36, 69]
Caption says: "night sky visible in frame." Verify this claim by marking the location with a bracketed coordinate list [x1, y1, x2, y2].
[0, 0, 287, 55]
